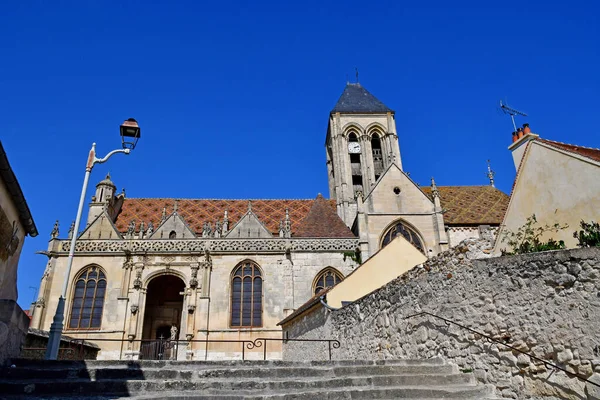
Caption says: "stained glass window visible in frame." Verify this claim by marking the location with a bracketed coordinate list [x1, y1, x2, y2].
[231, 261, 262, 327]
[381, 221, 425, 253]
[68, 266, 107, 329]
[313, 268, 343, 295]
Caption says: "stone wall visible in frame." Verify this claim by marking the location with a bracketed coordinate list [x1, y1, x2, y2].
[282, 240, 600, 399]
[0, 300, 30, 365]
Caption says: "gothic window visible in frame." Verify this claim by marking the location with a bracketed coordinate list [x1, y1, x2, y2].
[313, 268, 344, 295]
[381, 221, 425, 254]
[230, 261, 263, 328]
[68, 266, 107, 329]
[371, 133, 384, 180]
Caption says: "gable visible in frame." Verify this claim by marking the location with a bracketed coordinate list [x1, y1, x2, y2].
[495, 142, 600, 252]
[79, 210, 122, 240]
[225, 211, 273, 239]
[364, 163, 434, 214]
[149, 212, 196, 239]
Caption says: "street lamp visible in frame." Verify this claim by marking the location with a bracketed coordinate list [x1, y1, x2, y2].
[45, 118, 141, 360]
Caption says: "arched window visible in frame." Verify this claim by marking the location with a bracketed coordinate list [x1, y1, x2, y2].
[169, 230, 176, 239]
[68, 266, 107, 329]
[381, 221, 425, 254]
[313, 268, 344, 295]
[230, 261, 262, 328]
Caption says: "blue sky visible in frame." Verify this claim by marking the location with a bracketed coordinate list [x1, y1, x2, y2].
[1, 1, 598, 307]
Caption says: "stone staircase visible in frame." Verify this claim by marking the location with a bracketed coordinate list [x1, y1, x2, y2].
[0, 358, 497, 399]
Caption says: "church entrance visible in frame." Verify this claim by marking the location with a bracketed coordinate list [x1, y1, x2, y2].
[140, 274, 185, 359]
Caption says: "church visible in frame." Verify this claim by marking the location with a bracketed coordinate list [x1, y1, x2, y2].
[29, 83, 509, 360]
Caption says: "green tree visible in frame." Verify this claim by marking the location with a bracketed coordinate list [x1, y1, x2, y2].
[573, 220, 600, 247]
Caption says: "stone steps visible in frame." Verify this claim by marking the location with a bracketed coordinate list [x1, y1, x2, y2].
[0, 358, 497, 399]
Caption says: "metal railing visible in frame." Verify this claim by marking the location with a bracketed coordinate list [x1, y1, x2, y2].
[21, 337, 341, 361]
[405, 311, 600, 389]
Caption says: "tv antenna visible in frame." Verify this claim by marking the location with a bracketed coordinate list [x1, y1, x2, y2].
[499, 100, 527, 132]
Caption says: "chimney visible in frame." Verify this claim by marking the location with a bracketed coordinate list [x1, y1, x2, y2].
[508, 123, 538, 171]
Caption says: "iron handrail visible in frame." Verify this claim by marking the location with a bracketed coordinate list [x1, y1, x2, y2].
[405, 311, 600, 389]
[22, 336, 341, 361]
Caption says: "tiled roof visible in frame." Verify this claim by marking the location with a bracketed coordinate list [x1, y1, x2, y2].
[294, 194, 355, 238]
[538, 138, 600, 163]
[331, 83, 393, 114]
[115, 197, 352, 237]
[421, 186, 509, 225]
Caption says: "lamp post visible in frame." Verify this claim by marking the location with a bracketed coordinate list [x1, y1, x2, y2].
[45, 119, 141, 360]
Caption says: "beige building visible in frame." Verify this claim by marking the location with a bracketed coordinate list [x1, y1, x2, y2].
[31, 83, 508, 360]
[0, 141, 38, 363]
[494, 127, 600, 253]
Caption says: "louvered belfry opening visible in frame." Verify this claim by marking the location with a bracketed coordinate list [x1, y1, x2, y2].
[372, 134, 383, 180]
[348, 133, 363, 195]
[231, 261, 263, 328]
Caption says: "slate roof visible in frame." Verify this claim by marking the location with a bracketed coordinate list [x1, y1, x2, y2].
[420, 186, 509, 226]
[538, 138, 600, 163]
[294, 194, 354, 238]
[115, 197, 356, 238]
[331, 83, 393, 114]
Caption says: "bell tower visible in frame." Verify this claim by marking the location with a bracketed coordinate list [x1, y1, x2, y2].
[325, 83, 402, 227]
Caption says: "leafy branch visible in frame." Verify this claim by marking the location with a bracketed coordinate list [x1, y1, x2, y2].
[501, 214, 568, 255]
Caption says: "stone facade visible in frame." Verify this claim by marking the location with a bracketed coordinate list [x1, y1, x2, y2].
[30, 83, 509, 361]
[282, 242, 600, 399]
[0, 141, 38, 365]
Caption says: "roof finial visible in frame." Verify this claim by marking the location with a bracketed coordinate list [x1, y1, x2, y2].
[50, 220, 59, 239]
[173, 199, 178, 213]
[431, 177, 439, 198]
[248, 200, 252, 213]
[355, 67, 359, 84]
[487, 160, 496, 188]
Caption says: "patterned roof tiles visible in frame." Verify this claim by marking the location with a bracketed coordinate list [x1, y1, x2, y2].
[294, 194, 355, 238]
[115, 197, 349, 237]
[421, 186, 509, 225]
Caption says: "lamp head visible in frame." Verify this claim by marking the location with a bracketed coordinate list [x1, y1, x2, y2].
[120, 118, 141, 150]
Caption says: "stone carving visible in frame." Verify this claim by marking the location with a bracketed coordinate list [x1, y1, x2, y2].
[161, 207, 167, 223]
[214, 220, 222, 238]
[431, 177, 440, 199]
[130, 304, 138, 314]
[139, 221, 145, 238]
[202, 222, 213, 238]
[146, 222, 154, 237]
[222, 210, 229, 234]
[189, 263, 199, 288]
[127, 221, 135, 237]
[35, 297, 45, 308]
[187, 304, 196, 314]
[68, 221, 75, 239]
[50, 220, 59, 239]
[170, 325, 178, 340]
[62, 238, 359, 253]
[279, 209, 291, 238]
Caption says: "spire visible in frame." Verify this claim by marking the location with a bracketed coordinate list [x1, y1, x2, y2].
[487, 160, 496, 188]
[68, 221, 75, 239]
[331, 83, 393, 114]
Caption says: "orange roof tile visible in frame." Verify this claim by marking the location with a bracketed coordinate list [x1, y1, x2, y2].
[538, 138, 600, 163]
[294, 194, 354, 238]
[421, 186, 509, 225]
[115, 197, 352, 237]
